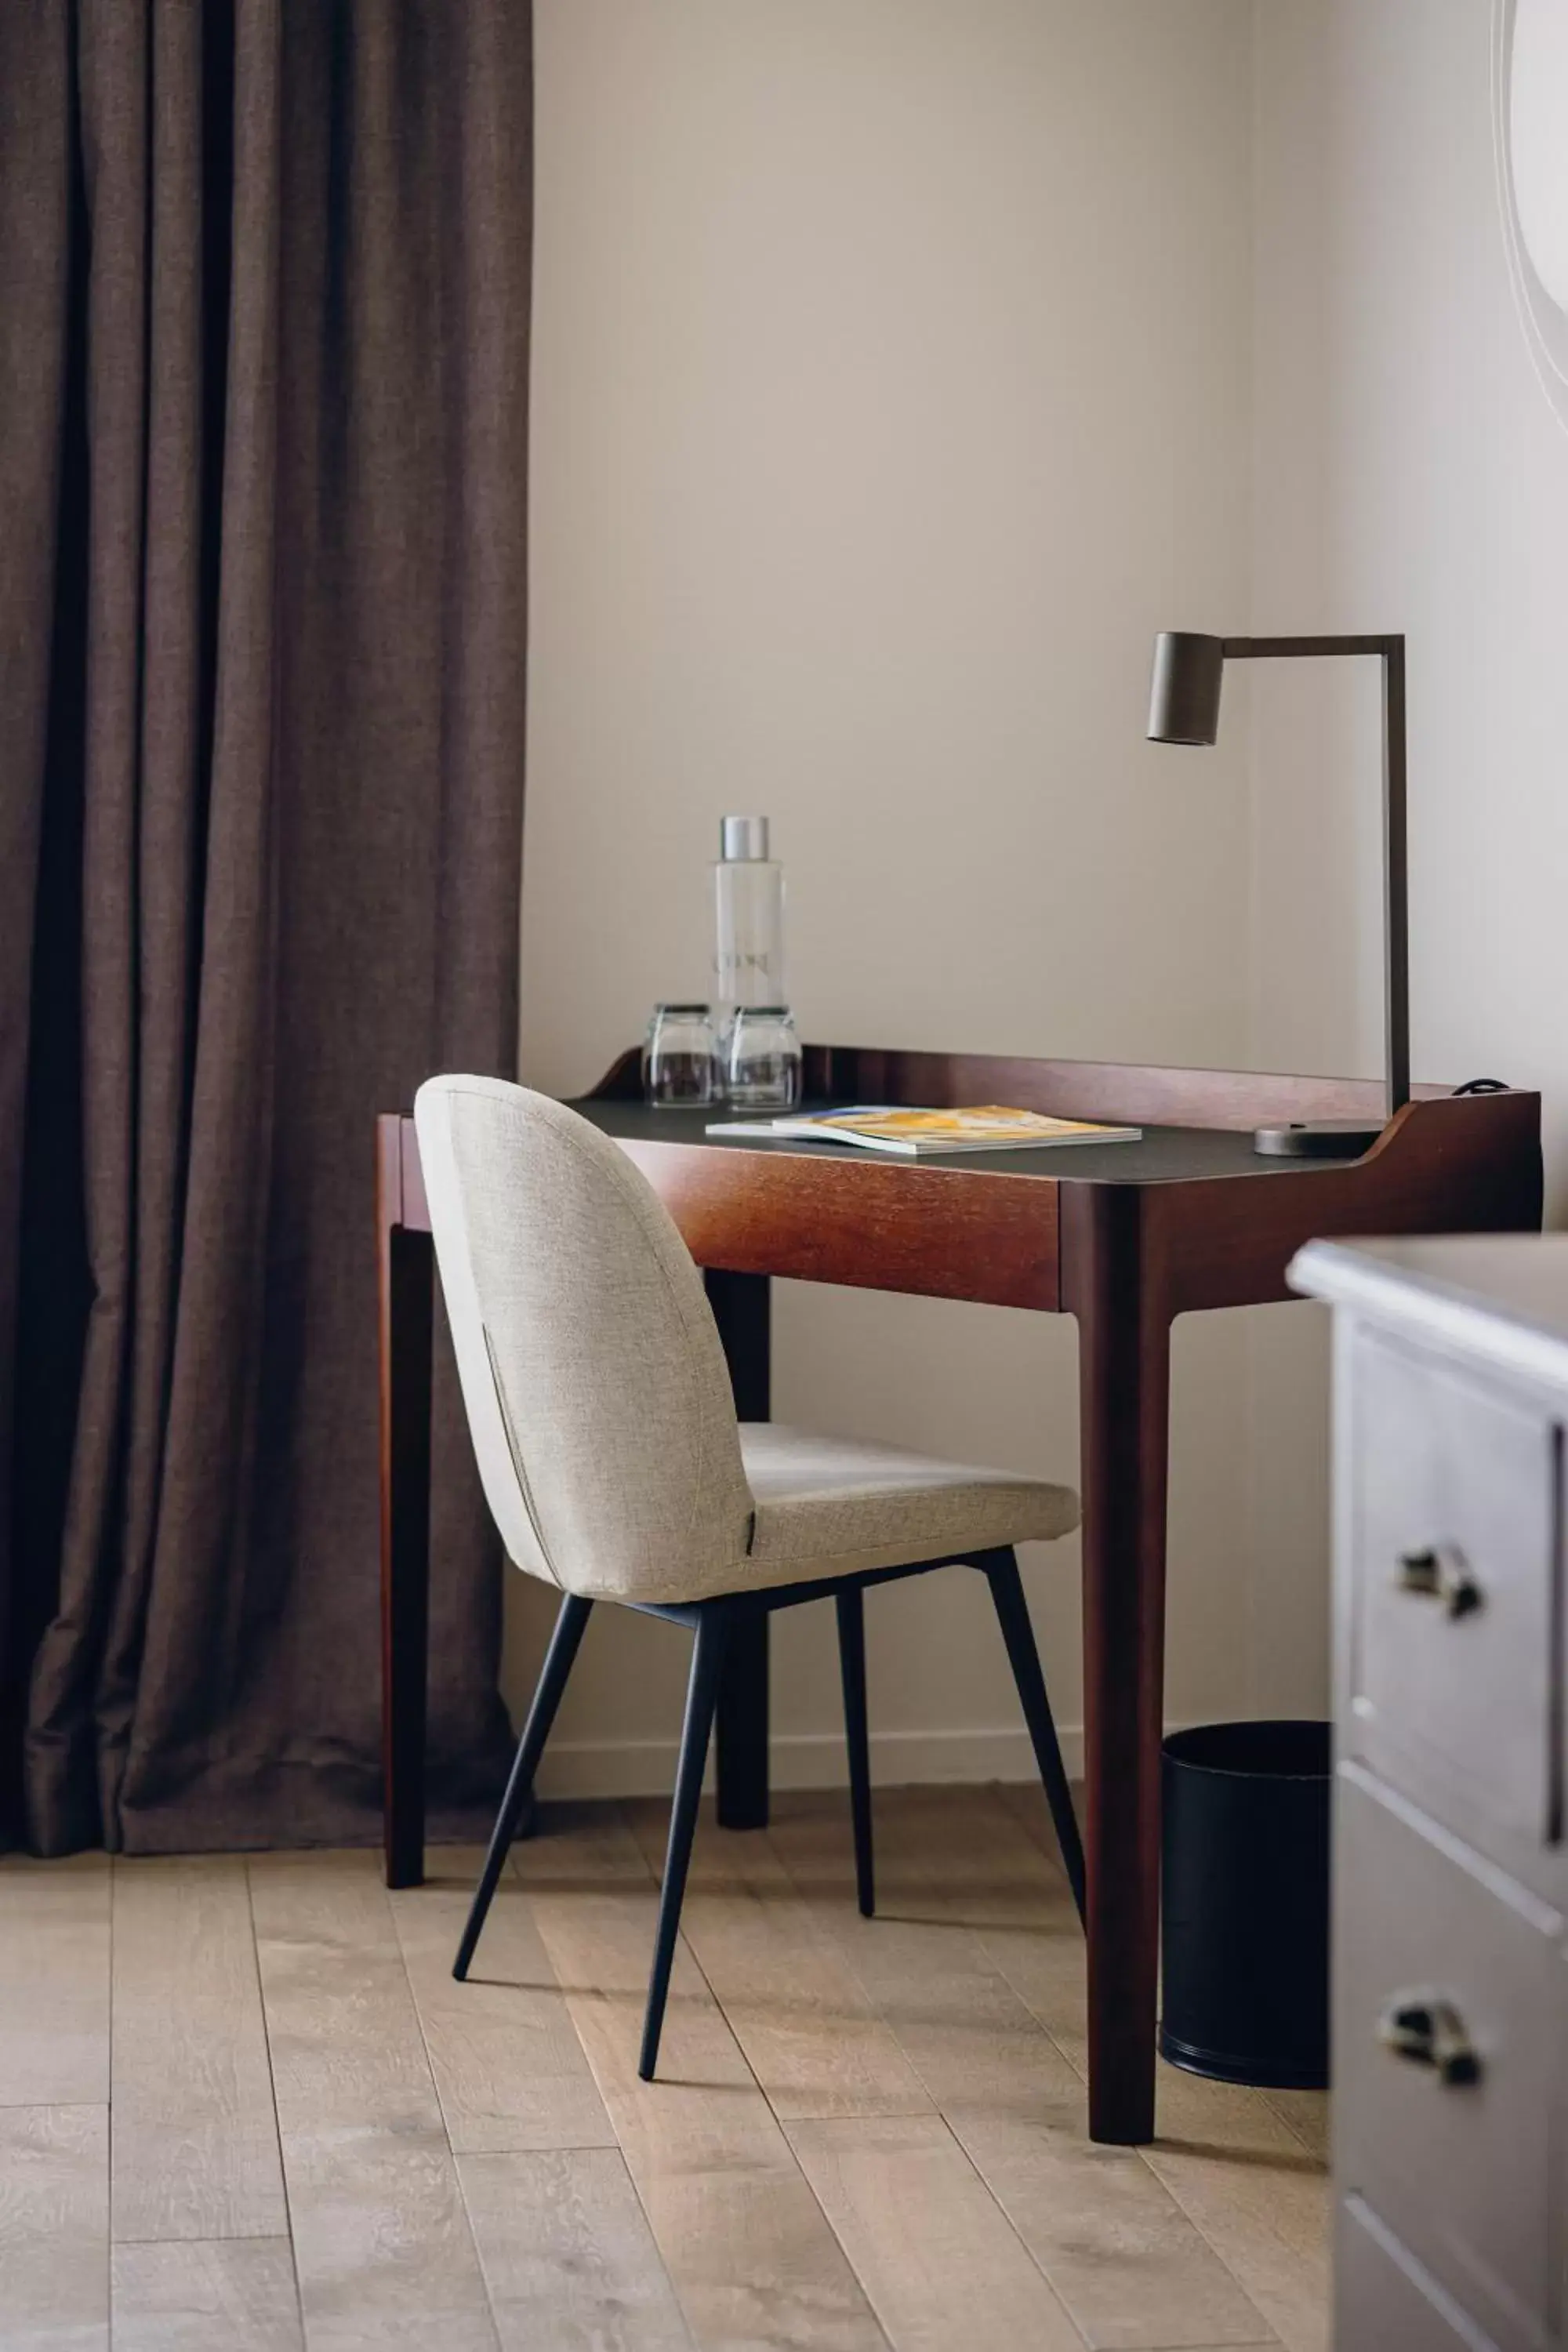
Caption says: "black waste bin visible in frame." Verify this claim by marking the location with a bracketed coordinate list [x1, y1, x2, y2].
[1160, 1719, 1330, 2090]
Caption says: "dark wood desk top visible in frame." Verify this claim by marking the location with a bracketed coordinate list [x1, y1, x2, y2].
[380, 1051, 1542, 1317]
[568, 1097, 1364, 1188]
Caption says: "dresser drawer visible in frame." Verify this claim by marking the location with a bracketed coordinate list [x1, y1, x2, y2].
[1338, 2196, 1501, 2352]
[1349, 1328, 1561, 1865]
[1337, 1767, 1562, 2351]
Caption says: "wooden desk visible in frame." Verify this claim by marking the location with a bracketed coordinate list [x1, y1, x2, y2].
[376, 1046, 1541, 2143]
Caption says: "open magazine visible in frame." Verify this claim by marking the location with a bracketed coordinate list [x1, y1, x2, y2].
[704, 1105, 1142, 1156]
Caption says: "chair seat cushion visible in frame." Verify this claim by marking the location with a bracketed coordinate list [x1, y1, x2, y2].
[734, 1423, 1079, 1595]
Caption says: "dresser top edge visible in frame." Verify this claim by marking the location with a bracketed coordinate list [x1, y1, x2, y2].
[1291, 1233, 1568, 1396]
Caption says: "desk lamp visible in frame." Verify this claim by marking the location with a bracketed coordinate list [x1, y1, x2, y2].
[1146, 630, 1408, 1158]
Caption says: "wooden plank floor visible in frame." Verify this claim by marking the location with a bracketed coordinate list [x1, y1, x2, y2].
[0, 1789, 1327, 2350]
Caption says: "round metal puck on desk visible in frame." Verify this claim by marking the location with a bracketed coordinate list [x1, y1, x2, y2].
[1253, 1119, 1382, 1158]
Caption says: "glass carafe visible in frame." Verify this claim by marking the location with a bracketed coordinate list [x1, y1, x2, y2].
[713, 815, 786, 1036]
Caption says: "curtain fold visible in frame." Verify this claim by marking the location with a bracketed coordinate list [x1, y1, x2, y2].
[0, 0, 530, 1853]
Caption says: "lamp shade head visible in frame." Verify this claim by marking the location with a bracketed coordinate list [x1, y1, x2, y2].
[1148, 631, 1225, 746]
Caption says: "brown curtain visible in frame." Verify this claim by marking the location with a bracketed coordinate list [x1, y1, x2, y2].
[0, 0, 530, 1854]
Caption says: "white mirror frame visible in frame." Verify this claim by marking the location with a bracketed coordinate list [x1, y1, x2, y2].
[1494, 0, 1568, 434]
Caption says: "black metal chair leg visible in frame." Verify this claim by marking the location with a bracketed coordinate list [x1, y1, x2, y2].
[982, 1548, 1087, 1924]
[454, 1591, 593, 1980]
[836, 1586, 875, 1916]
[639, 1602, 732, 2082]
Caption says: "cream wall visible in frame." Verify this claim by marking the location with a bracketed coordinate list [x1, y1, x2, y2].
[1240, 0, 1568, 1719]
[513, 0, 1566, 1785]
[512, 0, 1261, 1791]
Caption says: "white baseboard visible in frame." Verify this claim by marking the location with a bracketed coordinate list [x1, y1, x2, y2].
[533, 1721, 1086, 1801]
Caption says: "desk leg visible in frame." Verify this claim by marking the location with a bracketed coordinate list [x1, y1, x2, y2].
[1070, 1189, 1171, 2146]
[380, 1221, 434, 1889]
[705, 1270, 771, 1829]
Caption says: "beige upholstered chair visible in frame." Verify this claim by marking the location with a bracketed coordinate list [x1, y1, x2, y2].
[416, 1074, 1083, 2079]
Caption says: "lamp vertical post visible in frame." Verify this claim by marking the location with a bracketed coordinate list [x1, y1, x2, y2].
[1381, 635, 1409, 1124]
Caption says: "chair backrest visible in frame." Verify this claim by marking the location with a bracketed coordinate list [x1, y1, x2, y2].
[413, 1076, 753, 1601]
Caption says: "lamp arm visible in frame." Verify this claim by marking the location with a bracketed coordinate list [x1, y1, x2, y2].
[1220, 633, 1401, 662]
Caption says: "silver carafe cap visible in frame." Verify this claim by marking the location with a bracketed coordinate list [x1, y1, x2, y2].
[720, 815, 770, 862]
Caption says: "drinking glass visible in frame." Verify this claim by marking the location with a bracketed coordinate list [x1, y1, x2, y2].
[724, 1006, 801, 1111]
[643, 1004, 717, 1108]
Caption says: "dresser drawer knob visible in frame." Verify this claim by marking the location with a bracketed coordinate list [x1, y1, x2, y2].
[1395, 1545, 1483, 1620]
[1377, 1991, 1482, 2086]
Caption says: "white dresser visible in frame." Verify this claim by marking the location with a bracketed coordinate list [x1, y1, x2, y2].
[1292, 1235, 1567, 2352]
